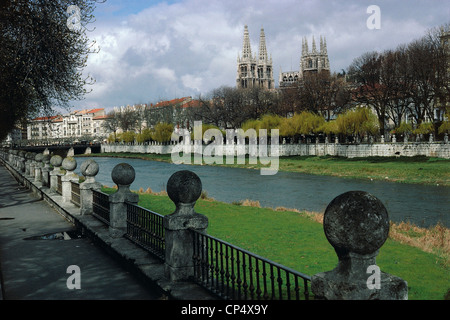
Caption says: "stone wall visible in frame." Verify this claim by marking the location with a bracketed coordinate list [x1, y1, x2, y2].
[101, 141, 450, 159]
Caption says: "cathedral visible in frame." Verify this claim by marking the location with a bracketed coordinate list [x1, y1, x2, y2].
[236, 25, 330, 89]
[279, 35, 330, 87]
[236, 25, 275, 90]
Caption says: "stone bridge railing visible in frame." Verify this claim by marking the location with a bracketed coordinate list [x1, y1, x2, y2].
[0, 148, 408, 300]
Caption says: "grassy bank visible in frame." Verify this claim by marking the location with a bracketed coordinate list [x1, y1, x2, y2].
[103, 186, 449, 300]
[83, 152, 450, 186]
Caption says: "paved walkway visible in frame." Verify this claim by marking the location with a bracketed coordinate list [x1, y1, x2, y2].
[0, 164, 159, 300]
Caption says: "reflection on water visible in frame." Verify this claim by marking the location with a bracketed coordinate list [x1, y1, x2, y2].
[75, 156, 449, 228]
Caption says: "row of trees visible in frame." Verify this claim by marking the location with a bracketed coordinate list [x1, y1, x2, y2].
[188, 25, 450, 138]
[187, 72, 350, 130]
[239, 108, 379, 142]
[347, 25, 450, 135]
[107, 122, 175, 143]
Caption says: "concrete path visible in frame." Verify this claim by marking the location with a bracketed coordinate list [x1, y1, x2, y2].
[0, 164, 159, 300]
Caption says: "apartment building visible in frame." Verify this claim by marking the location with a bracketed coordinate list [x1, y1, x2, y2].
[27, 108, 108, 141]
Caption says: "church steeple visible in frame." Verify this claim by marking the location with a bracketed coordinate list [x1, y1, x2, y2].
[242, 25, 252, 60]
[258, 27, 268, 64]
[236, 25, 274, 90]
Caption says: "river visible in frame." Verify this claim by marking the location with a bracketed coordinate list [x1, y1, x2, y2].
[75, 156, 449, 228]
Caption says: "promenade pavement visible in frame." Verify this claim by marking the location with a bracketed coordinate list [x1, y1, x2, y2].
[0, 164, 159, 300]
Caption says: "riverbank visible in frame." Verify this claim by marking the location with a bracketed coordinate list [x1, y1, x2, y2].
[81, 152, 450, 186]
[102, 185, 450, 300]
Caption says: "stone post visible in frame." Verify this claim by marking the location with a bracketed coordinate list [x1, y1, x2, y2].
[28, 152, 36, 178]
[311, 191, 408, 300]
[164, 170, 208, 281]
[25, 152, 32, 176]
[14, 150, 20, 168]
[49, 155, 64, 192]
[41, 154, 51, 187]
[108, 163, 139, 238]
[34, 153, 44, 184]
[444, 133, 448, 144]
[79, 159, 102, 215]
[61, 157, 78, 203]
[18, 151, 26, 173]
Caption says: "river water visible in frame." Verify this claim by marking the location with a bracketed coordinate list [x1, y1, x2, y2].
[75, 156, 449, 228]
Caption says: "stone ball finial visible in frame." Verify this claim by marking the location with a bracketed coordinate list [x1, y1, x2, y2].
[111, 163, 135, 186]
[323, 191, 389, 256]
[81, 159, 99, 178]
[62, 157, 77, 172]
[167, 170, 202, 205]
[35, 153, 43, 162]
[50, 155, 63, 167]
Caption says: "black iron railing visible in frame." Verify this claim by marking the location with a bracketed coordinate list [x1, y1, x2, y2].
[192, 230, 311, 300]
[71, 181, 81, 206]
[92, 190, 110, 225]
[125, 202, 165, 260]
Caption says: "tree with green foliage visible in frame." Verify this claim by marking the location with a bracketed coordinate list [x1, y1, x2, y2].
[394, 122, 413, 136]
[151, 123, 174, 143]
[136, 128, 154, 143]
[335, 107, 379, 138]
[413, 122, 434, 135]
[438, 117, 450, 135]
[279, 112, 325, 137]
[121, 131, 136, 143]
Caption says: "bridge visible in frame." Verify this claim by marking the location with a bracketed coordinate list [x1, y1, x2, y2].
[11, 143, 101, 156]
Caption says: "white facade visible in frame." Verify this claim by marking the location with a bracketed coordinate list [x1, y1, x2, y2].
[27, 108, 108, 141]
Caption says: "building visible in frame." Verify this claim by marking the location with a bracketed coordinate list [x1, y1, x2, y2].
[236, 25, 275, 90]
[27, 108, 108, 141]
[279, 35, 330, 87]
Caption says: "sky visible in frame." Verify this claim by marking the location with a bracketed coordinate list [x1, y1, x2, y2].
[70, 0, 450, 112]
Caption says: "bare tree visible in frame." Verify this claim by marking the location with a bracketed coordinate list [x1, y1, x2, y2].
[347, 51, 390, 135]
[297, 71, 351, 120]
[116, 107, 139, 132]
[0, 0, 103, 140]
[102, 111, 120, 141]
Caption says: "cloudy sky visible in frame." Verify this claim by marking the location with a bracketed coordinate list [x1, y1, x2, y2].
[71, 0, 449, 111]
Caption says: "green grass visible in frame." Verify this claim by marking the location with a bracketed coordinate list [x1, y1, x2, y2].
[84, 153, 450, 186]
[103, 186, 450, 300]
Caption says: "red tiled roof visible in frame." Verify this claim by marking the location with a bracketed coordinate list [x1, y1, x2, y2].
[32, 115, 59, 121]
[75, 108, 104, 115]
[182, 99, 201, 108]
[93, 115, 108, 120]
[152, 97, 191, 108]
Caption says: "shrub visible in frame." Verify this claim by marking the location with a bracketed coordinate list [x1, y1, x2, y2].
[151, 123, 174, 142]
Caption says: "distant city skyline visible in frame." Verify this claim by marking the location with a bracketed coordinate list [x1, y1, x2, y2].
[69, 0, 450, 112]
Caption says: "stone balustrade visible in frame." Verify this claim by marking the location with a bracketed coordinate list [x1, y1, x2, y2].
[0, 147, 408, 300]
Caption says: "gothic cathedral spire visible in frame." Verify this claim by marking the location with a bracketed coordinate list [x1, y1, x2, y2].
[258, 27, 268, 63]
[237, 25, 274, 90]
[242, 25, 252, 59]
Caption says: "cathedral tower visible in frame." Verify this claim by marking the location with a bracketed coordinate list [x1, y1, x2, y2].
[237, 26, 274, 90]
[279, 35, 330, 87]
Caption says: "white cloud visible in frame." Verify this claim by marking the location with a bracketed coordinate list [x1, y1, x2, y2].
[72, 0, 450, 110]
[181, 74, 203, 92]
